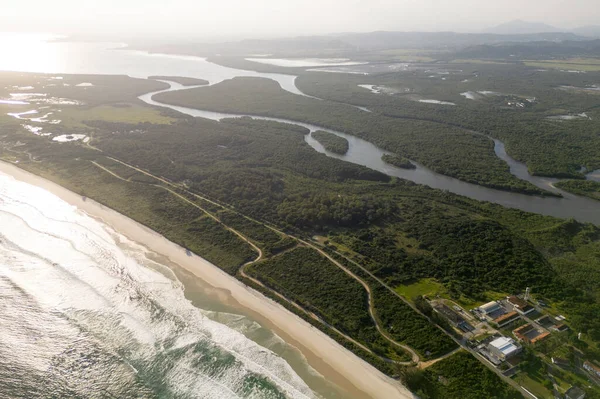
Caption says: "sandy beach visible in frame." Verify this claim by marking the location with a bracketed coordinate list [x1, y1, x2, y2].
[0, 160, 413, 399]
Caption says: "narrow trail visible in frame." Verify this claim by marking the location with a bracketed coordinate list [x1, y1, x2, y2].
[417, 347, 462, 369]
[237, 251, 383, 360]
[99, 156, 421, 366]
[94, 156, 405, 363]
[91, 161, 130, 181]
[298, 238, 421, 365]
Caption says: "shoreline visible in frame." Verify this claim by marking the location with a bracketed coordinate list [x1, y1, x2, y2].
[0, 160, 413, 399]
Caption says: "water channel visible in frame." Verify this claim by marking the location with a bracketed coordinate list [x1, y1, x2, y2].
[141, 80, 600, 225]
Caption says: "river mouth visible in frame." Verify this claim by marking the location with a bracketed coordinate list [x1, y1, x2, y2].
[141, 80, 600, 225]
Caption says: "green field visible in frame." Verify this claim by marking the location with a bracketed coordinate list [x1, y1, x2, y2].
[525, 59, 600, 72]
[59, 103, 177, 127]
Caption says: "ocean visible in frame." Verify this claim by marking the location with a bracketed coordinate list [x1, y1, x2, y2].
[0, 171, 325, 398]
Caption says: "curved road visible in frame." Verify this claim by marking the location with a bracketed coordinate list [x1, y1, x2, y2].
[100, 156, 420, 365]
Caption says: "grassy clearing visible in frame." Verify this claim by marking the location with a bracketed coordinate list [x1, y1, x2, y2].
[59, 103, 177, 127]
[513, 373, 553, 399]
[450, 59, 509, 64]
[524, 60, 600, 71]
[395, 278, 445, 300]
[395, 278, 507, 310]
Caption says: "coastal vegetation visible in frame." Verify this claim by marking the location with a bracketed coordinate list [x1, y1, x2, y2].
[555, 180, 600, 201]
[153, 77, 552, 196]
[248, 247, 456, 360]
[292, 64, 600, 180]
[381, 154, 416, 169]
[3, 70, 600, 397]
[311, 130, 349, 154]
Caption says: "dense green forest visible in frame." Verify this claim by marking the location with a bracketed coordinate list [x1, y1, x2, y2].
[555, 179, 600, 201]
[154, 77, 552, 196]
[381, 154, 416, 169]
[248, 247, 456, 360]
[311, 130, 349, 154]
[6, 101, 599, 357]
[292, 64, 600, 179]
[3, 71, 600, 397]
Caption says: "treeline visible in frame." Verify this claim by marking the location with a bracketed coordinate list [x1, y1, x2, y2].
[91, 117, 388, 185]
[216, 210, 296, 255]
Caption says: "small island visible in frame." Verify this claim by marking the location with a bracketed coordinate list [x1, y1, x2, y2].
[148, 76, 209, 86]
[554, 179, 600, 201]
[312, 131, 349, 155]
[381, 154, 416, 169]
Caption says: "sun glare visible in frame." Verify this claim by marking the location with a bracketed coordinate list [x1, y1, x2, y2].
[0, 33, 64, 73]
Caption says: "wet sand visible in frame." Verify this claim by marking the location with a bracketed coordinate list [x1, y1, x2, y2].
[0, 160, 413, 399]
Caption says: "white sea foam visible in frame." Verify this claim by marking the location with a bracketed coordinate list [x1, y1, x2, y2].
[0, 172, 316, 398]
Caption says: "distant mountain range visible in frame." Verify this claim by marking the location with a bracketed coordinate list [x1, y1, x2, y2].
[571, 25, 600, 38]
[140, 31, 589, 57]
[484, 19, 600, 38]
[135, 20, 600, 58]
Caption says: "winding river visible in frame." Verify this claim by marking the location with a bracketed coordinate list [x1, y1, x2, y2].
[141, 81, 600, 225]
[2, 36, 599, 223]
[2, 36, 600, 399]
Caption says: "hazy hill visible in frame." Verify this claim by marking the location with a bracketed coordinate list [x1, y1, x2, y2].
[454, 39, 600, 60]
[485, 19, 562, 34]
[137, 31, 587, 57]
[571, 25, 600, 38]
[334, 31, 582, 50]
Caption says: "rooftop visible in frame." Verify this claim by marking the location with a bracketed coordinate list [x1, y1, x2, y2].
[585, 361, 600, 372]
[565, 386, 586, 399]
[494, 311, 519, 324]
[480, 301, 501, 313]
[507, 296, 534, 312]
[489, 337, 520, 356]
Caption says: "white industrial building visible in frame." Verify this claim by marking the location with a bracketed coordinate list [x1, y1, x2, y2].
[479, 301, 502, 315]
[487, 337, 521, 361]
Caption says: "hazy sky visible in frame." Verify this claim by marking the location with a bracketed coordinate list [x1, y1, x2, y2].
[3, 0, 599, 40]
